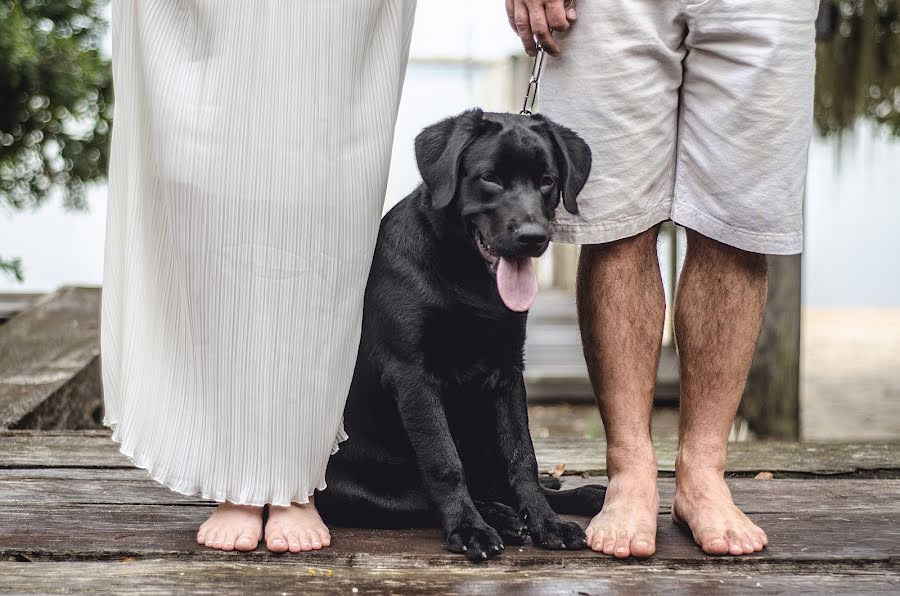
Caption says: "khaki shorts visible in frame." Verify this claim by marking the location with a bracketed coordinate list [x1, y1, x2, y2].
[541, 0, 818, 254]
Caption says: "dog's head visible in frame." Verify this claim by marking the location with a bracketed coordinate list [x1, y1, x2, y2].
[414, 109, 592, 311]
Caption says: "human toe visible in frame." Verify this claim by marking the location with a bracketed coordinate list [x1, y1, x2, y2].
[587, 528, 604, 552]
[308, 528, 323, 549]
[613, 530, 630, 558]
[630, 533, 655, 558]
[297, 529, 314, 551]
[317, 527, 331, 547]
[285, 528, 302, 553]
[266, 528, 289, 553]
[221, 529, 240, 551]
[725, 530, 744, 555]
[698, 528, 730, 555]
[235, 528, 258, 552]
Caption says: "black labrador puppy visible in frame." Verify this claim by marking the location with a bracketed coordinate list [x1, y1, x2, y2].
[317, 109, 606, 561]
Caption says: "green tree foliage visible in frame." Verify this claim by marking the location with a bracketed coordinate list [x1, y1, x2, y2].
[0, 0, 111, 281]
[815, 0, 900, 137]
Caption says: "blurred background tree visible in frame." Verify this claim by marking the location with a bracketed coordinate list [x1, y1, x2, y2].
[0, 0, 111, 281]
[815, 0, 900, 137]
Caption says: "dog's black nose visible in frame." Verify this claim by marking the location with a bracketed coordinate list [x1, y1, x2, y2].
[516, 223, 548, 247]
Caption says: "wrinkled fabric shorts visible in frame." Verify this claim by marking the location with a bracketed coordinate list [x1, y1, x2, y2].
[540, 0, 818, 254]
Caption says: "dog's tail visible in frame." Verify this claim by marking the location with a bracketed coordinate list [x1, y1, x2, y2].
[539, 475, 562, 490]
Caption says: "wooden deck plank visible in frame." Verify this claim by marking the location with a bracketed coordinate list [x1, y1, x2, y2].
[2, 468, 898, 516]
[0, 287, 101, 430]
[1, 503, 897, 565]
[0, 292, 41, 324]
[3, 431, 898, 477]
[1, 560, 897, 595]
[0, 432, 897, 592]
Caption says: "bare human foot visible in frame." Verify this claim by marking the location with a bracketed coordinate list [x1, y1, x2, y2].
[265, 495, 331, 553]
[585, 456, 659, 559]
[196, 502, 263, 551]
[672, 466, 768, 556]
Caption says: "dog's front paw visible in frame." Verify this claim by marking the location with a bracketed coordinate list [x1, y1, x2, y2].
[530, 518, 588, 550]
[446, 523, 504, 562]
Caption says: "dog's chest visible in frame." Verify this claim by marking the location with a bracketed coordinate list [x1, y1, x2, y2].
[423, 309, 525, 386]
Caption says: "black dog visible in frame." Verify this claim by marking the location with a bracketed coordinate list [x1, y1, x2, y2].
[317, 109, 606, 561]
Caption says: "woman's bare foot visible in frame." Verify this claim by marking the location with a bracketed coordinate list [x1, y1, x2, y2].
[673, 466, 768, 556]
[585, 459, 659, 559]
[265, 496, 331, 553]
[196, 502, 263, 551]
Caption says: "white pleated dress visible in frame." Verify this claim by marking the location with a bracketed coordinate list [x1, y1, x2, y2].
[101, 1, 416, 506]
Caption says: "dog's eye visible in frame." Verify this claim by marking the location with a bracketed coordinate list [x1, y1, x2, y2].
[481, 173, 503, 187]
[541, 175, 555, 190]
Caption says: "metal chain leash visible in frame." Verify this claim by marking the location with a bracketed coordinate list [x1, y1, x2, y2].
[519, 1, 575, 115]
[519, 45, 546, 116]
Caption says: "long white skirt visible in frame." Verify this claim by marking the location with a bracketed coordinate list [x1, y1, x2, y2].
[101, 0, 416, 506]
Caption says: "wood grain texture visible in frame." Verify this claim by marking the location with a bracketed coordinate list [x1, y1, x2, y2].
[1, 560, 898, 595]
[2, 503, 898, 565]
[0, 293, 41, 324]
[0, 287, 101, 430]
[2, 469, 899, 516]
[0, 431, 898, 593]
[3, 431, 898, 476]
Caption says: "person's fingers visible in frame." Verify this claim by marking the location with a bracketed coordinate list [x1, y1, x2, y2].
[529, 4, 560, 56]
[546, 0, 570, 32]
[513, 1, 538, 56]
[505, 0, 518, 33]
[566, 0, 577, 21]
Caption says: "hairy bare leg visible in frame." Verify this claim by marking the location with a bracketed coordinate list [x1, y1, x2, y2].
[265, 496, 332, 553]
[577, 225, 664, 558]
[672, 229, 769, 555]
[196, 502, 263, 551]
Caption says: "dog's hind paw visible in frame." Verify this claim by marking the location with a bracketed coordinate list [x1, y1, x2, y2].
[446, 523, 505, 562]
[530, 518, 588, 550]
[474, 501, 528, 546]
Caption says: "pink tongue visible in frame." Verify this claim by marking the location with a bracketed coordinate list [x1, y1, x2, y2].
[496, 257, 538, 312]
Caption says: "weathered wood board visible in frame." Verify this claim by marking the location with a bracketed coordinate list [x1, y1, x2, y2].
[1, 560, 898, 595]
[0, 293, 40, 324]
[3, 431, 898, 477]
[1, 431, 898, 594]
[0, 287, 101, 430]
[3, 503, 899, 564]
[2, 468, 899, 516]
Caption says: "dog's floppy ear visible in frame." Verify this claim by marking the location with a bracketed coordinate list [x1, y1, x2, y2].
[414, 108, 484, 209]
[536, 116, 592, 215]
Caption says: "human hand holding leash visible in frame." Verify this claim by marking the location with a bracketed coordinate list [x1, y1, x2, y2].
[506, 0, 576, 57]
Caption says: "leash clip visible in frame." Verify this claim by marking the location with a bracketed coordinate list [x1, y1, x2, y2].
[519, 45, 546, 116]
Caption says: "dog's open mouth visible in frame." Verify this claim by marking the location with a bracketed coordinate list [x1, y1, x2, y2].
[475, 230, 500, 271]
[473, 230, 538, 313]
